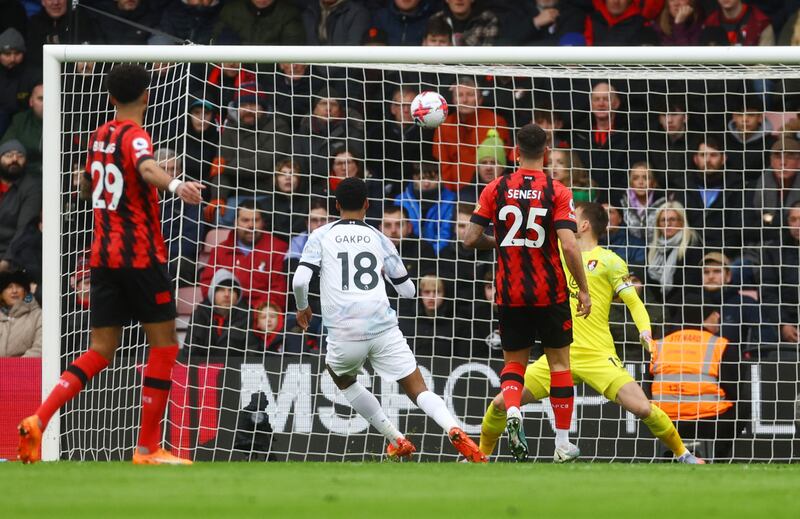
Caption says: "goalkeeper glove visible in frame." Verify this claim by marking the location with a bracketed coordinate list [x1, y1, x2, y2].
[639, 330, 654, 354]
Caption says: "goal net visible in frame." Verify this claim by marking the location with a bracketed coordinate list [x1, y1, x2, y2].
[43, 46, 799, 462]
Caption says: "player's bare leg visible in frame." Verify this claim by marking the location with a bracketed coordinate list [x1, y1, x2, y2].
[543, 346, 579, 463]
[131, 320, 191, 465]
[327, 366, 413, 459]
[398, 368, 486, 463]
[501, 347, 530, 461]
[18, 326, 121, 463]
[615, 382, 704, 464]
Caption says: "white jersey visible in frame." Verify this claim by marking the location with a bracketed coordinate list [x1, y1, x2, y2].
[298, 219, 410, 342]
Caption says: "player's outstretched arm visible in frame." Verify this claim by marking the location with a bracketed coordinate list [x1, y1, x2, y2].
[557, 228, 591, 317]
[292, 265, 314, 330]
[618, 287, 653, 353]
[462, 222, 496, 250]
[138, 158, 204, 205]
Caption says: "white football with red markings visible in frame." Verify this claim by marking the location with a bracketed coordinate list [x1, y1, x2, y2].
[410, 91, 448, 129]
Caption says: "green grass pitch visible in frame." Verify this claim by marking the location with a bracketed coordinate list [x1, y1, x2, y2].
[1, 462, 799, 519]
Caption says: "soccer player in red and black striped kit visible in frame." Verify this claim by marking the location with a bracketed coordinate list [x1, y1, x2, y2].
[18, 64, 204, 465]
[464, 123, 591, 462]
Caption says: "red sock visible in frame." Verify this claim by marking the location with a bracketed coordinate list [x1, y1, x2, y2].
[549, 369, 574, 430]
[137, 345, 179, 453]
[500, 362, 526, 411]
[37, 349, 109, 429]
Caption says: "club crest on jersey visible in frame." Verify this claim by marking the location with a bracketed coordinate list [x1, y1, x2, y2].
[587, 260, 598, 271]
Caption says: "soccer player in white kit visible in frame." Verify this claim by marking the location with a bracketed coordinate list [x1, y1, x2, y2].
[292, 178, 486, 462]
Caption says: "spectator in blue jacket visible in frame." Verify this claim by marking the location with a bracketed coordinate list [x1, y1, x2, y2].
[372, 0, 441, 45]
[394, 161, 456, 254]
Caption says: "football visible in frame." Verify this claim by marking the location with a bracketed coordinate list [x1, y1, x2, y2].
[411, 91, 448, 129]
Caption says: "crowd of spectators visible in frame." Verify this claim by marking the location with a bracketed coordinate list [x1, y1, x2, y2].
[2, 0, 800, 364]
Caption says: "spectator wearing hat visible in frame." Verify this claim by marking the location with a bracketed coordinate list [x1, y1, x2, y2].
[151, 0, 223, 45]
[88, 0, 159, 45]
[2, 81, 41, 174]
[214, 0, 305, 45]
[458, 128, 507, 203]
[0, 139, 40, 272]
[372, 0, 439, 46]
[26, 0, 93, 65]
[700, 251, 759, 346]
[433, 76, 510, 192]
[429, 0, 500, 46]
[293, 86, 365, 180]
[302, 0, 370, 45]
[0, 269, 40, 357]
[208, 82, 292, 225]
[185, 268, 251, 359]
[0, 27, 37, 136]
[184, 98, 220, 187]
[749, 138, 800, 245]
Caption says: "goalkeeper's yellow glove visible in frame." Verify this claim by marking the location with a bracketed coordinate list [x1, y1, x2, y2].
[639, 330, 654, 354]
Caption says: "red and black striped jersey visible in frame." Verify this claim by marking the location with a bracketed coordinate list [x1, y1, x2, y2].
[471, 168, 576, 307]
[85, 119, 167, 269]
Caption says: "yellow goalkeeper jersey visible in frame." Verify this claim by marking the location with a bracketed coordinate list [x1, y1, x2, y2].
[561, 246, 634, 355]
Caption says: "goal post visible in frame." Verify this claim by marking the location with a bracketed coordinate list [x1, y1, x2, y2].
[42, 45, 800, 462]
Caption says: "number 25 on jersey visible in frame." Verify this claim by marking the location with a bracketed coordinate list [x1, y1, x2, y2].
[499, 206, 548, 248]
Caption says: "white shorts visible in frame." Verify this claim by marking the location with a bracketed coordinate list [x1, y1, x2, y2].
[325, 326, 417, 382]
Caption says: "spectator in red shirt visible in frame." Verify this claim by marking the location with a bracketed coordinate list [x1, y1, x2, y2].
[199, 202, 288, 308]
[703, 0, 774, 45]
[432, 76, 510, 192]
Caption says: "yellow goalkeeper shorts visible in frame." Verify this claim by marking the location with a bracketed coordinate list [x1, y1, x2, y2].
[524, 348, 635, 402]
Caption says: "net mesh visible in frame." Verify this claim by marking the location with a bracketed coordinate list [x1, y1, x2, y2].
[54, 59, 800, 462]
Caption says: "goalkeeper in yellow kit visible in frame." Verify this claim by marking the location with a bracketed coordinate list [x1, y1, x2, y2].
[479, 202, 704, 464]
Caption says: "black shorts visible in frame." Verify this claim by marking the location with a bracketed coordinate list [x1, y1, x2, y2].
[498, 301, 573, 351]
[90, 265, 177, 328]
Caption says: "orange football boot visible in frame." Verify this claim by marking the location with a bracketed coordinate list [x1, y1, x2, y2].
[386, 437, 416, 460]
[449, 427, 488, 463]
[18, 415, 42, 464]
[132, 448, 192, 465]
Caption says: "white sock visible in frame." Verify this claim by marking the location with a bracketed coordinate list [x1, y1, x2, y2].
[416, 390, 459, 432]
[342, 383, 403, 446]
[555, 428, 569, 447]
